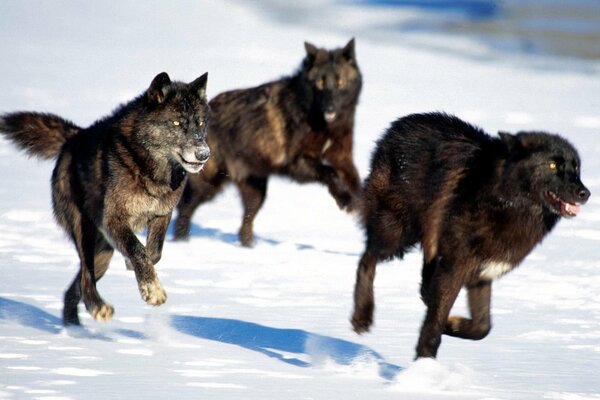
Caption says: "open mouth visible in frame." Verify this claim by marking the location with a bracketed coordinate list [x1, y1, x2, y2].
[178, 154, 205, 173]
[544, 191, 581, 218]
[324, 111, 337, 123]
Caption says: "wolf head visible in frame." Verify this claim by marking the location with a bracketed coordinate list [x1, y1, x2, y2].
[302, 38, 362, 124]
[499, 131, 590, 218]
[144, 72, 211, 174]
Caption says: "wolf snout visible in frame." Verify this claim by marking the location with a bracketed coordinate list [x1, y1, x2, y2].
[195, 147, 210, 163]
[577, 186, 591, 203]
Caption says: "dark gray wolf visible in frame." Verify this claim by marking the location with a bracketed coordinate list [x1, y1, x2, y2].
[174, 39, 362, 246]
[351, 112, 590, 358]
[0, 72, 210, 325]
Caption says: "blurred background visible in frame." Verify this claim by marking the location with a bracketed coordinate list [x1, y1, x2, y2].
[250, 0, 600, 62]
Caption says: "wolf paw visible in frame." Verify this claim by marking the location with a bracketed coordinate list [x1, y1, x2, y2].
[239, 228, 254, 248]
[91, 303, 115, 321]
[139, 279, 167, 306]
[351, 315, 372, 334]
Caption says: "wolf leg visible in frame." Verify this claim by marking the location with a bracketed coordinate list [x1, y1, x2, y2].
[445, 281, 492, 340]
[174, 172, 227, 240]
[420, 256, 440, 306]
[74, 218, 114, 322]
[415, 262, 464, 358]
[237, 176, 268, 247]
[94, 235, 114, 280]
[351, 249, 378, 333]
[322, 137, 361, 211]
[146, 214, 171, 265]
[107, 222, 166, 306]
[63, 271, 82, 325]
[287, 156, 354, 211]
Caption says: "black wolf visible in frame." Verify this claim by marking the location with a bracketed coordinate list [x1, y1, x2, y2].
[174, 39, 362, 246]
[351, 112, 590, 358]
[0, 72, 210, 325]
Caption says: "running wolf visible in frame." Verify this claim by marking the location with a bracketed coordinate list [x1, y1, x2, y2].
[174, 39, 362, 246]
[0, 72, 210, 325]
[351, 112, 590, 358]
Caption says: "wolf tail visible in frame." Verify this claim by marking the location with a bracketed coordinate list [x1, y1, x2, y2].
[0, 112, 81, 160]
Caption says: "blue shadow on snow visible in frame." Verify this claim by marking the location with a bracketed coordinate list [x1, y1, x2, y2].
[179, 222, 359, 257]
[172, 315, 402, 380]
[0, 296, 145, 340]
[0, 297, 63, 334]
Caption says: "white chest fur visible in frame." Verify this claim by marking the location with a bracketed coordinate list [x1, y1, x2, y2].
[479, 261, 514, 281]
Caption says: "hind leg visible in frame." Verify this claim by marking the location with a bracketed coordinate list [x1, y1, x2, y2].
[237, 176, 268, 247]
[63, 216, 114, 325]
[63, 236, 114, 325]
[445, 280, 492, 340]
[78, 219, 114, 321]
[351, 249, 378, 333]
[63, 271, 83, 325]
[351, 209, 411, 333]
[174, 169, 227, 240]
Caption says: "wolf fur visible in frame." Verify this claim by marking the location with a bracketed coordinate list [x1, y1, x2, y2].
[0, 72, 210, 325]
[351, 112, 590, 358]
[174, 39, 362, 246]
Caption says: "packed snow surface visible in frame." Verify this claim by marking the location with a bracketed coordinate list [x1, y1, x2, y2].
[1, 1, 599, 399]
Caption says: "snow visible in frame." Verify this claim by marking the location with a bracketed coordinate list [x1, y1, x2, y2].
[1, 1, 600, 399]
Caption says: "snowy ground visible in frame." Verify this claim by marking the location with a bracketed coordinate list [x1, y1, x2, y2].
[1, 1, 600, 399]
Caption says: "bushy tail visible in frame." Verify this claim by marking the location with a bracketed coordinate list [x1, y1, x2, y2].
[0, 112, 81, 159]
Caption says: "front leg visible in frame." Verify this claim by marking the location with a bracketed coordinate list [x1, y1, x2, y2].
[146, 214, 171, 265]
[445, 280, 492, 340]
[322, 134, 361, 211]
[106, 218, 166, 306]
[416, 259, 464, 358]
[287, 156, 354, 210]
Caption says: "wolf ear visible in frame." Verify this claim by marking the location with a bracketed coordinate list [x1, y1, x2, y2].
[191, 72, 208, 99]
[499, 131, 519, 151]
[304, 42, 318, 65]
[148, 72, 172, 104]
[305, 42, 318, 58]
[343, 38, 356, 62]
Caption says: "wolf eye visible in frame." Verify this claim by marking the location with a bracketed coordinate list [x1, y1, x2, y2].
[338, 78, 345, 88]
[549, 161, 557, 170]
[316, 78, 325, 90]
[172, 120, 180, 126]
[199, 120, 204, 127]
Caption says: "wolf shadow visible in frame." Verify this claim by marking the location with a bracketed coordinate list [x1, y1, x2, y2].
[172, 315, 401, 380]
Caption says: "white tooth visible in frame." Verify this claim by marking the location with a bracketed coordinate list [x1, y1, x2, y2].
[565, 203, 570, 212]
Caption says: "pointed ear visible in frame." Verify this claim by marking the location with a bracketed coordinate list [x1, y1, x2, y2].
[343, 38, 356, 61]
[304, 41, 318, 58]
[191, 72, 208, 99]
[148, 72, 171, 104]
[499, 131, 518, 151]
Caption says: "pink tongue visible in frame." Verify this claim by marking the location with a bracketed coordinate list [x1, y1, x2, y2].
[562, 201, 581, 216]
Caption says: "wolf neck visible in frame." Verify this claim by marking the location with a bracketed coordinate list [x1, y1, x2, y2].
[486, 162, 560, 246]
[114, 114, 185, 191]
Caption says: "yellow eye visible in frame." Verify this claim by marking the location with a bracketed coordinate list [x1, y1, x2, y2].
[338, 78, 345, 88]
[316, 78, 325, 90]
[199, 120, 204, 127]
[549, 161, 557, 170]
[172, 120, 180, 126]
